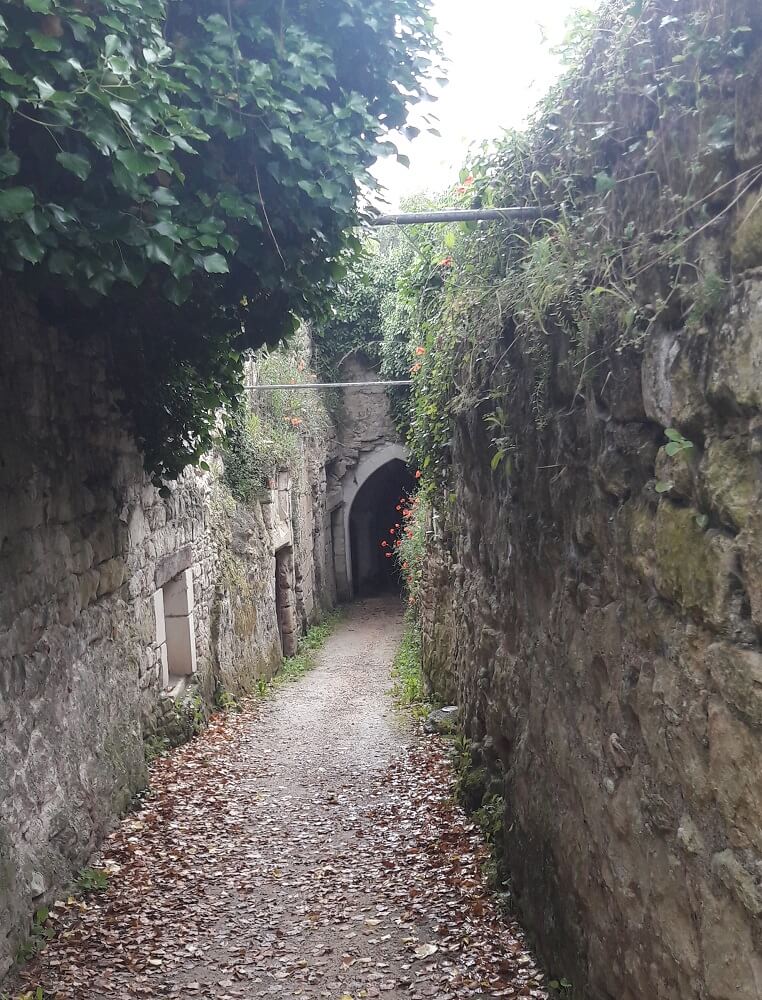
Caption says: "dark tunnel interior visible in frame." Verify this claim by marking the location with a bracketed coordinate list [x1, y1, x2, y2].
[349, 459, 415, 597]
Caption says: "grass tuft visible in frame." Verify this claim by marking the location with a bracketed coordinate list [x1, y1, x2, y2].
[391, 622, 430, 720]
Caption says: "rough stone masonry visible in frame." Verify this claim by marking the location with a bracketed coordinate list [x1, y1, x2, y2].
[0, 287, 405, 977]
[419, 1, 762, 998]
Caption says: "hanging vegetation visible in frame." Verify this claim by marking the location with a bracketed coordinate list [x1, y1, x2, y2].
[0, 0, 441, 477]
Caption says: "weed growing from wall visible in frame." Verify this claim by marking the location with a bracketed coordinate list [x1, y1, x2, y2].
[390, 0, 758, 498]
[221, 342, 333, 504]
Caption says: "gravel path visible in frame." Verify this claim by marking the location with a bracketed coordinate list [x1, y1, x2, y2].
[13, 597, 547, 1000]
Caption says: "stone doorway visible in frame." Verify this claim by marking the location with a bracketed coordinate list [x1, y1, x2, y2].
[348, 459, 415, 597]
[275, 546, 298, 657]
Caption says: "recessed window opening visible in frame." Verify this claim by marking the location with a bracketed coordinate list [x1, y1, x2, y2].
[161, 568, 197, 688]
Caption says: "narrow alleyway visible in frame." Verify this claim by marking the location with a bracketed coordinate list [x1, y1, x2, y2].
[14, 599, 546, 1000]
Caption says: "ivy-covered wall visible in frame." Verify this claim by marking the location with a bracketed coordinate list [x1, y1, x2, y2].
[416, 1, 762, 997]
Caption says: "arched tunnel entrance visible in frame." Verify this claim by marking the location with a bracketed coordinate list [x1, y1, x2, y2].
[348, 459, 415, 597]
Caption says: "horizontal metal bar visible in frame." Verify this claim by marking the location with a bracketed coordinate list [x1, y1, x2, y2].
[246, 380, 413, 390]
[368, 207, 551, 226]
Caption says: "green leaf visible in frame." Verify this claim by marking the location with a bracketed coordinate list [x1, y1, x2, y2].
[146, 239, 174, 266]
[171, 254, 194, 279]
[115, 149, 159, 176]
[56, 151, 91, 181]
[27, 30, 62, 52]
[0, 186, 35, 218]
[655, 480, 673, 494]
[24, 0, 53, 10]
[109, 99, 133, 123]
[594, 171, 616, 194]
[151, 187, 179, 206]
[0, 150, 20, 177]
[33, 77, 56, 102]
[202, 253, 229, 274]
[152, 219, 181, 242]
[14, 231, 45, 263]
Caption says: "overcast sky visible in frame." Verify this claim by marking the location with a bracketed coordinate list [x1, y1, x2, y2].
[372, 0, 598, 207]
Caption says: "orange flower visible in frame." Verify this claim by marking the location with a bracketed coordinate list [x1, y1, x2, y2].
[415, 470, 422, 479]
[289, 416, 303, 426]
[437, 256, 453, 267]
[410, 362, 422, 375]
[415, 346, 426, 356]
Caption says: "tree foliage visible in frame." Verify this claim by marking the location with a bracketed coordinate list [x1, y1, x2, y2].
[0, 0, 440, 476]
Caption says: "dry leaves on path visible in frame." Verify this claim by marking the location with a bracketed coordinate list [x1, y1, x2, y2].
[12, 598, 547, 1000]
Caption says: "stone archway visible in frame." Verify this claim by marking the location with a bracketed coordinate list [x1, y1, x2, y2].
[341, 443, 411, 596]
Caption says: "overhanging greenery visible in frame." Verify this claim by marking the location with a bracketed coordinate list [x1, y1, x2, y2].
[0, 0, 441, 477]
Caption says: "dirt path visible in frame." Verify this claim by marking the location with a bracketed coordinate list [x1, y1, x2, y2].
[14, 598, 547, 1000]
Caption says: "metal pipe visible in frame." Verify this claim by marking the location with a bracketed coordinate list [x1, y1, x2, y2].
[246, 380, 413, 390]
[367, 206, 551, 226]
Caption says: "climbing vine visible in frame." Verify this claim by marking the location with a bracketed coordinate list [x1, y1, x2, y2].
[0, 0, 441, 477]
[397, 0, 758, 494]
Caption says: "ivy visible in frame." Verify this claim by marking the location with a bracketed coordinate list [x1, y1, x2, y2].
[0, 0, 441, 478]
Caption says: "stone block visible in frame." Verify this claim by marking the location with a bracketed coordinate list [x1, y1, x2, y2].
[699, 886, 762, 1000]
[163, 568, 194, 616]
[165, 612, 197, 676]
[152, 589, 166, 647]
[708, 278, 762, 411]
[87, 522, 116, 566]
[708, 699, 762, 852]
[655, 444, 695, 500]
[676, 815, 705, 856]
[711, 849, 762, 917]
[78, 568, 100, 609]
[701, 437, 761, 531]
[641, 329, 708, 428]
[737, 520, 762, 628]
[69, 539, 94, 576]
[635, 503, 736, 630]
[707, 642, 762, 727]
[732, 191, 762, 272]
[97, 557, 126, 598]
[154, 545, 194, 589]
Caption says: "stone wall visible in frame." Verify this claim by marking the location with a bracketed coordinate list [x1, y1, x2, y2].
[0, 286, 337, 976]
[328, 351, 409, 598]
[419, 3, 762, 998]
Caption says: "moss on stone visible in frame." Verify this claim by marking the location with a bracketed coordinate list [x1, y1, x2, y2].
[652, 504, 732, 627]
[702, 437, 760, 531]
